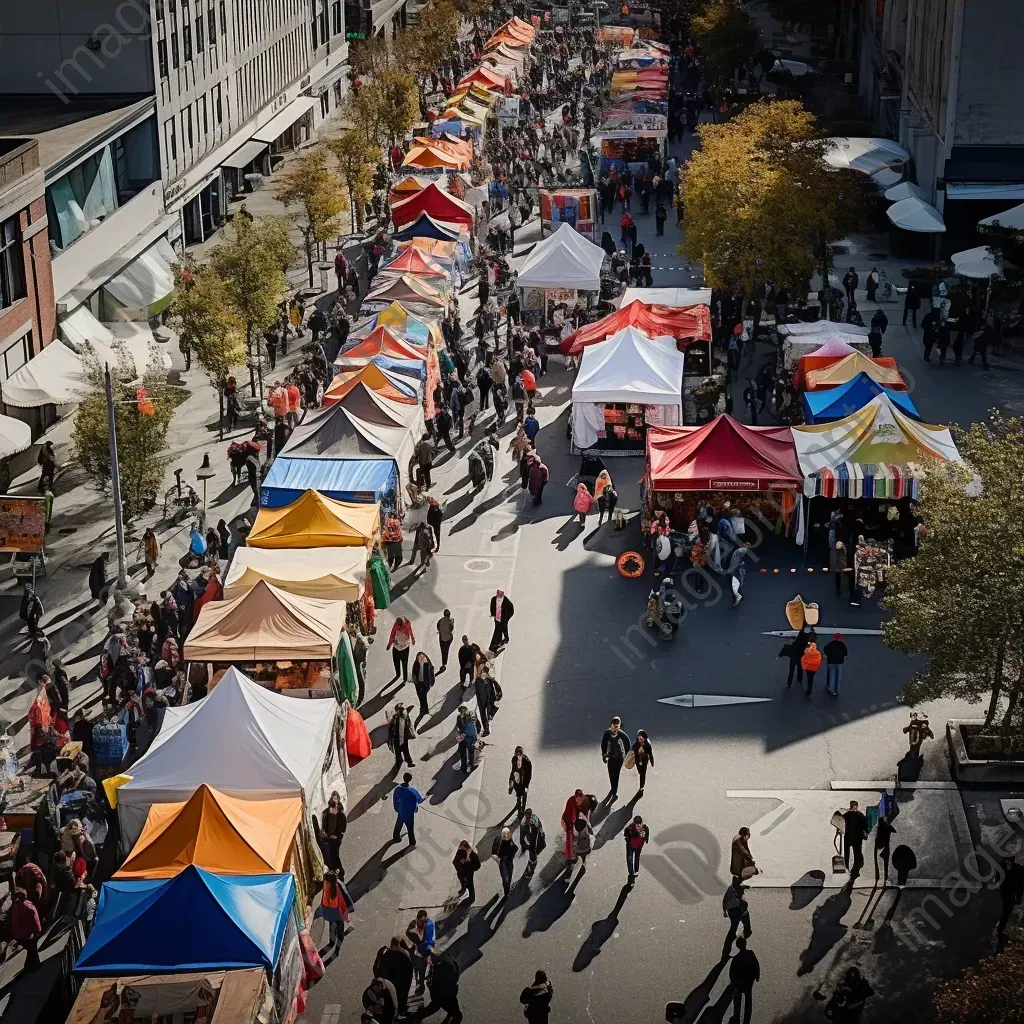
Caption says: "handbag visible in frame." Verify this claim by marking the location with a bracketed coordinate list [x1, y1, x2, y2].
[491, 680, 503, 702]
[623, 750, 636, 770]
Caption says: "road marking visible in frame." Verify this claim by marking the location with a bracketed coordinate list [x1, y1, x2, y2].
[657, 693, 772, 708]
[762, 627, 883, 637]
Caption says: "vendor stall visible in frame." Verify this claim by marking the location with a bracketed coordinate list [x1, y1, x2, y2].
[391, 183, 475, 233]
[801, 372, 921, 424]
[804, 352, 905, 391]
[225, 546, 367, 602]
[391, 212, 464, 242]
[362, 273, 447, 314]
[260, 456, 398, 509]
[335, 326, 428, 367]
[377, 247, 451, 282]
[249, 489, 380, 546]
[782, 329, 873, 370]
[324, 363, 420, 405]
[561, 298, 712, 356]
[539, 188, 599, 240]
[517, 222, 607, 322]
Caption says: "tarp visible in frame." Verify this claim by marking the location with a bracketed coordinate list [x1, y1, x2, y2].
[350, 301, 440, 347]
[336, 326, 428, 367]
[225, 546, 367, 602]
[248, 489, 380, 548]
[778, 319, 870, 338]
[364, 273, 446, 309]
[561, 299, 712, 355]
[786, 334, 872, 372]
[517, 221, 607, 291]
[76, 867, 294, 975]
[324, 363, 419, 406]
[117, 667, 344, 845]
[373, 354, 426, 383]
[261, 456, 396, 508]
[392, 213, 463, 242]
[804, 352, 905, 391]
[115, 785, 301, 879]
[647, 416, 802, 492]
[801, 371, 921, 424]
[394, 238, 458, 262]
[572, 327, 684, 404]
[378, 247, 450, 281]
[391, 183, 475, 231]
[184, 579, 345, 662]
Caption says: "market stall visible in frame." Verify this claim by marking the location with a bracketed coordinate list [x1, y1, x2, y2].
[377, 247, 451, 283]
[224, 545, 367, 602]
[780, 324, 873, 370]
[516, 222, 607, 322]
[336, 326, 427, 367]
[539, 188, 599, 240]
[391, 212, 464, 243]
[249, 489, 380, 545]
[324, 363, 420, 406]
[804, 351, 906, 391]
[571, 327, 684, 454]
[801, 372, 921, 424]
[391, 182, 475, 233]
[260, 456, 399, 508]
[362, 273, 447, 314]
[349, 300, 443, 346]
[561, 298, 712, 356]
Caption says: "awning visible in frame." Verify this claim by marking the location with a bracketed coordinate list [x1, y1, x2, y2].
[944, 145, 1024, 200]
[60, 305, 117, 352]
[105, 321, 174, 373]
[946, 182, 1024, 200]
[884, 181, 927, 203]
[887, 196, 945, 233]
[2, 339, 89, 408]
[60, 308, 171, 376]
[951, 246, 1003, 279]
[252, 96, 318, 144]
[104, 237, 177, 311]
[0, 415, 31, 458]
[222, 140, 268, 170]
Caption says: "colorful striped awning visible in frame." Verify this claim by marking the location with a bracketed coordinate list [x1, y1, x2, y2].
[809, 462, 919, 500]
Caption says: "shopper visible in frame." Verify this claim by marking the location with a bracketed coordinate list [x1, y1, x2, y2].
[436, 610, 455, 669]
[509, 746, 533, 818]
[520, 971, 554, 1024]
[824, 632, 848, 696]
[601, 716, 631, 798]
[631, 729, 654, 793]
[391, 772, 423, 847]
[624, 814, 649, 886]
[386, 616, 415, 683]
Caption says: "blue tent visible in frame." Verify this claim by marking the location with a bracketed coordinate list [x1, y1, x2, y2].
[801, 371, 921, 424]
[372, 354, 426, 382]
[392, 213, 461, 242]
[261, 455, 397, 507]
[76, 867, 294, 976]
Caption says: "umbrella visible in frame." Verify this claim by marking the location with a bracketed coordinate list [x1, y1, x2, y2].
[978, 202, 1024, 230]
[772, 59, 815, 77]
[952, 246, 1003, 279]
[884, 181, 927, 203]
[871, 167, 904, 189]
[887, 196, 946, 233]
[824, 137, 909, 175]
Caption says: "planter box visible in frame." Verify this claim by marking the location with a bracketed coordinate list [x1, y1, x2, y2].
[947, 719, 1024, 784]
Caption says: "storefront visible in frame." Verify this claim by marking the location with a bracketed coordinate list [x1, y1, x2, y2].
[181, 171, 226, 245]
[221, 140, 271, 198]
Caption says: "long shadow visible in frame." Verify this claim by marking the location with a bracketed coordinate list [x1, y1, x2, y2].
[442, 491, 476, 521]
[667, 958, 730, 1024]
[346, 840, 397, 901]
[572, 884, 631, 971]
[697, 982, 737, 1024]
[797, 889, 853, 976]
[790, 870, 826, 910]
[40, 596, 96, 631]
[420, 681, 465, 734]
[426, 758, 470, 805]
[551, 517, 586, 552]
[447, 895, 502, 972]
[346, 778, 394, 823]
[449, 485, 519, 535]
[522, 878, 575, 937]
[593, 795, 639, 850]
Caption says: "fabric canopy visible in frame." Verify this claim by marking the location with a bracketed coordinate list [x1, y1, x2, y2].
[952, 245, 1003, 279]
[260, 456, 396, 508]
[824, 137, 909, 174]
[778, 320, 870, 338]
[364, 273, 446, 308]
[391, 183, 475, 231]
[647, 416, 802, 491]
[788, 335, 873, 373]
[115, 785, 301, 879]
[459, 66, 509, 91]
[805, 352, 905, 391]
[1, 339, 89, 407]
[561, 299, 712, 355]
[76, 867, 294, 975]
[392, 213, 462, 242]
[225, 545, 367, 602]
[184, 579, 345, 662]
[887, 196, 945, 232]
[979, 202, 1024, 230]
[573, 327, 684, 404]
[801, 372, 921, 424]
[0, 413, 31, 458]
[379, 247, 450, 281]
[403, 144, 462, 170]
[884, 181, 928, 203]
[351, 300, 440, 346]
[324, 364, 419, 406]
[517, 222, 607, 291]
[336, 326, 427, 367]
[248, 490, 380, 548]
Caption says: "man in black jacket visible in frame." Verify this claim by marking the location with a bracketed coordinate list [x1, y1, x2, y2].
[419, 950, 462, 1023]
[729, 936, 760, 1024]
[601, 716, 632, 799]
[520, 970, 553, 1023]
[489, 590, 514, 650]
[519, 809, 545, 868]
[509, 746, 533, 818]
[824, 632, 848, 697]
[842, 800, 870, 882]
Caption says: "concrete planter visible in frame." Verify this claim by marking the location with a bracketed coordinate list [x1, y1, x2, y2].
[947, 719, 1024, 784]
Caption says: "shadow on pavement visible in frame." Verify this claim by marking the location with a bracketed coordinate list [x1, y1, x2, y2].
[797, 889, 853, 976]
[668, 957, 730, 1024]
[572, 884, 631, 971]
[790, 870, 826, 910]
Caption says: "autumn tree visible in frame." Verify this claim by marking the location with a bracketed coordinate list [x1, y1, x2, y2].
[691, 0, 760, 93]
[327, 126, 382, 233]
[405, 0, 461, 77]
[350, 35, 395, 79]
[934, 930, 1024, 1024]
[349, 67, 421, 151]
[883, 413, 1024, 738]
[451, 0, 490, 16]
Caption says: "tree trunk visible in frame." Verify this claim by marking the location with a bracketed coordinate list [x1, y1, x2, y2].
[218, 385, 224, 442]
[246, 325, 256, 393]
[984, 638, 1006, 728]
[1000, 671, 1024, 737]
[306, 234, 315, 288]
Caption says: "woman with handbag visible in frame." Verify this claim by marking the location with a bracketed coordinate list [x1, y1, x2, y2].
[630, 730, 655, 794]
[410, 652, 435, 720]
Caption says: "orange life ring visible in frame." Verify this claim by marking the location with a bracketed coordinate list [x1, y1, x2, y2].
[617, 551, 645, 578]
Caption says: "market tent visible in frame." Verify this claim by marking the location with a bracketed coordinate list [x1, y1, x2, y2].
[459, 66, 509, 91]
[887, 196, 946, 232]
[0, 414, 31, 458]
[805, 352, 905, 391]
[572, 328, 684, 405]
[324, 363, 419, 406]
[75, 867, 294, 975]
[395, 238, 458, 263]
[492, 15, 534, 43]
[391, 183, 475, 231]
[117, 667, 344, 845]
[979, 203, 1024, 230]
[336, 326, 427, 367]
[225, 546, 366, 602]
[378, 248, 450, 281]
[951, 245, 1003, 279]
[561, 298, 712, 355]
[334, 379, 425, 435]
[517, 222, 607, 291]
[1, 339, 91, 407]
[787, 334, 872, 373]
[260, 456, 396, 508]
[364, 273, 447, 309]
[792, 393, 961, 498]
[389, 174, 435, 196]
[115, 785, 301, 879]
[351, 300, 441, 347]
[248, 489, 380, 548]
[778, 319, 870, 338]
[403, 143, 462, 170]
[392, 213, 463, 242]
[647, 416, 802, 492]
[373, 354, 426, 382]
[801, 372, 921, 424]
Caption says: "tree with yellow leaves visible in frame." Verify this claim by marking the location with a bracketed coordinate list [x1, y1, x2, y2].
[327, 126, 382, 234]
[405, 0, 461, 77]
[349, 67, 420, 151]
[691, 0, 760, 94]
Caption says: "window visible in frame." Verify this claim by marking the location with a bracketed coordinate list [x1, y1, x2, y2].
[183, 24, 192, 61]
[213, 83, 223, 124]
[195, 12, 204, 50]
[0, 330, 32, 382]
[320, 91, 329, 117]
[155, 0, 165, 19]
[184, 105, 194, 149]
[333, 80, 343, 108]
[332, 0, 342, 35]
[113, 117, 160, 203]
[201, 94, 209, 134]
[166, 116, 177, 161]
[0, 217, 26, 311]
[45, 148, 119, 252]
[157, 38, 168, 77]
[208, 5, 216, 45]
[311, 1, 319, 50]
[318, 1, 328, 45]
[171, 31, 179, 68]
[219, 0, 226, 35]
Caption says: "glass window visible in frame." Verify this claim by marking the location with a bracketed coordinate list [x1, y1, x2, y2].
[0, 217, 26, 311]
[171, 30, 180, 68]
[332, 0, 342, 35]
[155, 0, 165, 19]
[113, 117, 160, 203]
[0, 330, 31, 381]
[166, 117, 177, 161]
[318, 1, 328, 44]
[219, 0, 226, 34]
[186, 105, 194, 148]
[208, 5, 216, 44]
[195, 12, 204, 49]
[311, 4, 319, 51]
[201, 94, 209, 134]
[183, 24, 192, 61]
[214, 83, 223, 123]
[45, 147, 119, 252]
[158, 38, 168, 77]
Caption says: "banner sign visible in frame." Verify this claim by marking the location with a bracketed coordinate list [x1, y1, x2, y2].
[0, 497, 45, 553]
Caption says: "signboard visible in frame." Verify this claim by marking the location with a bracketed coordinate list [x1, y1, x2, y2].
[539, 188, 598, 241]
[498, 96, 520, 126]
[0, 497, 46, 553]
[552, 6, 570, 24]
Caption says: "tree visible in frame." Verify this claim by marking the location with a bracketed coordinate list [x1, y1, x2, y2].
[690, 0, 760, 93]
[405, 0, 460, 77]
[327, 126, 382, 234]
[350, 35, 395, 79]
[883, 413, 1024, 737]
[451, 0, 490, 16]
[208, 217, 294, 393]
[274, 146, 347, 287]
[349, 67, 420, 151]
[934, 930, 1024, 1024]
[72, 356, 177, 521]
[678, 100, 867, 303]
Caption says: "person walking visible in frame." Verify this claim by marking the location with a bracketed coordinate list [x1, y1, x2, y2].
[435, 610, 455, 670]
[493, 827, 518, 897]
[631, 729, 654, 793]
[387, 702, 416, 770]
[780, 624, 814, 688]
[489, 589, 514, 650]
[824, 632, 848, 696]
[320, 791, 347, 872]
[413, 434, 435, 491]
[801, 639, 822, 697]
[453, 840, 482, 904]
[142, 528, 160, 578]
[624, 815, 649, 886]
[457, 635, 475, 690]
[406, 910, 435, 993]
[842, 267, 859, 304]
[601, 716, 631, 799]
[831, 540, 851, 599]
[362, 976, 399, 1023]
[902, 282, 920, 328]
[519, 809, 546, 870]
[456, 704, 481, 773]
[520, 970, 553, 1024]
[315, 870, 352, 951]
[386, 616, 415, 683]
[10, 887, 43, 970]
[411, 652, 435, 719]
[420, 949, 462, 1023]
[37, 441, 57, 491]
[568, 817, 595, 888]
[391, 772, 423, 847]
[374, 938, 414, 1018]
[528, 455, 549, 505]
[728, 936, 760, 1024]
[875, 815, 896, 885]
[722, 877, 752, 958]
[842, 800, 869, 883]
[509, 746, 533, 818]
[474, 670, 493, 736]
[730, 827, 758, 880]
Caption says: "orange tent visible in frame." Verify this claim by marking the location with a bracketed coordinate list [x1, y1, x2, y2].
[379, 247, 450, 280]
[337, 326, 428, 366]
[324, 363, 420, 407]
[114, 784, 301, 879]
[403, 144, 463, 171]
[413, 134, 473, 165]
[395, 238, 458, 261]
[459, 66, 509, 91]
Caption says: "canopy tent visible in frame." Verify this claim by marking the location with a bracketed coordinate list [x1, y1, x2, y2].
[1, 339, 91, 407]
[517, 221, 607, 291]
[952, 245, 1003, 278]
[784, 332, 872, 370]
[561, 299, 712, 356]
[363, 273, 447, 310]
[392, 213, 463, 243]
[887, 196, 946, 232]
[805, 352, 905, 391]
[333, 379, 425, 434]
[372, 354, 426, 383]
[117, 666, 344, 845]
[260, 456, 396, 508]
[336, 326, 427, 367]
[350, 301, 440, 346]
[419, 134, 473, 162]
[484, 41, 529, 65]
[647, 416, 802, 492]
[225, 546, 366, 602]
[778, 319, 870, 338]
[824, 137, 909, 175]
[324, 364, 419, 406]
[76, 867, 294, 975]
[801, 372, 921, 424]
[115, 785, 301, 879]
[792, 393, 961, 499]
[378, 247, 450, 281]
[0, 413, 31, 459]
[389, 174, 435, 196]
[248, 489, 380, 548]
[491, 15, 534, 43]
[619, 287, 712, 308]
[440, 106, 485, 129]
[979, 202, 1024, 230]
[391, 184, 475, 232]
[395, 237, 458, 262]
[459, 66, 509, 91]
[403, 143, 463, 170]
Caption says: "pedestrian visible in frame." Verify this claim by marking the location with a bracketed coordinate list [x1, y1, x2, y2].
[865, 266, 879, 302]
[88, 551, 110, 604]
[426, 497, 444, 553]
[831, 539, 851, 599]
[922, 308, 939, 361]
[602, 716, 631, 798]
[493, 826, 518, 897]
[597, 481, 618, 525]
[968, 322, 992, 368]
[520, 970, 553, 1024]
[902, 282, 920, 327]
[474, 670, 493, 736]
[361, 976, 398, 1023]
[728, 936, 760, 1024]
[730, 827, 758, 880]
[801, 639, 822, 697]
[382, 510, 404, 572]
[997, 857, 1024, 942]
[722, 877, 752, 958]
[456, 704, 481, 773]
[568, 816, 595, 885]
[413, 521, 435, 569]
[623, 814, 649, 886]
[631, 729, 654, 793]
[386, 616, 415, 683]
[391, 771, 423, 847]
[453, 840, 482, 904]
[655, 201, 667, 235]
[414, 434, 435, 491]
[842, 267, 858, 303]
[37, 440, 56, 491]
[500, 742, 533, 818]
[435, 610, 454, 670]
[825, 966, 874, 1023]
[519, 808, 546, 869]
[320, 790, 347, 872]
[489, 589, 514, 650]
[528, 455, 549, 506]
[419, 949, 462, 1023]
[411, 652, 435, 719]
[875, 815, 895, 885]
[842, 800, 869, 882]
[406, 910, 435, 993]
[315, 870, 352, 950]
[10, 887, 43, 970]
[824, 632, 848, 696]
[387, 704, 416, 770]
[573, 482, 592, 526]
[216, 518, 231, 560]
[373, 939, 414, 1018]
[457, 635, 475, 690]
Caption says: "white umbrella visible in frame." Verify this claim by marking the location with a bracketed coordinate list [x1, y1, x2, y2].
[871, 167, 904, 189]
[952, 246, 1003, 279]
[772, 59, 815, 77]
[824, 137, 909, 175]
[978, 202, 1024, 230]
[0, 415, 31, 459]
[884, 181, 927, 203]
[887, 196, 946, 233]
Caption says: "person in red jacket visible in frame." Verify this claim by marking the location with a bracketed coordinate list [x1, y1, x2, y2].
[801, 642, 823, 698]
[11, 888, 43, 970]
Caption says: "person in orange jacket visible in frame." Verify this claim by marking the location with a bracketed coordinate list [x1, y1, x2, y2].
[801, 641, 823, 697]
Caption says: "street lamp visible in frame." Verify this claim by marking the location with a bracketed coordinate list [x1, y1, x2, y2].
[196, 452, 216, 533]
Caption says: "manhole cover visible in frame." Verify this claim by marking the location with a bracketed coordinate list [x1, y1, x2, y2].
[464, 559, 493, 572]
[58, 527, 78, 536]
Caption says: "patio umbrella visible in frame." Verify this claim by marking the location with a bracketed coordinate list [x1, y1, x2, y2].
[978, 202, 1024, 230]
[884, 181, 927, 203]
[887, 196, 945, 233]
[824, 137, 909, 175]
[951, 246, 1003, 279]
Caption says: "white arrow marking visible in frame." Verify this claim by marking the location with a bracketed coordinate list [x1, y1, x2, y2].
[657, 694, 773, 708]
[763, 627, 883, 637]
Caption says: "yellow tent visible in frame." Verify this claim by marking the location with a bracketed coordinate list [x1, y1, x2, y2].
[804, 352, 905, 391]
[114, 784, 302, 879]
[224, 545, 367, 602]
[248, 489, 380, 549]
[390, 174, 435, 195]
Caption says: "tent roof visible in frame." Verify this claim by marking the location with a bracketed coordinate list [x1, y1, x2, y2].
[801, 372, 921, 423]
[805, 352, 905, 391]
[391, 183, 474, 230]
[184, 579, 345, 662]
[115, 785, 301, 879]
[572, 327, 684, 404]
[248, 489, 380, 548]
[224, 545, 367, 602]
[389, 174, 435, 195]
[402, 144, 463, 170]
[337, 326, 427, 367]
[392, 212, 463, 241]
[647, 415, 802, 491]
[517, 222, 606, 291]
[887, 195, 946, 232]
[460, 66, 508, 90]
[809, 337, 861, 359]
[76, 866, 294, 975]
[395, 238, 457, 260]
[332, 379, 424, 432]
[824, 137, 909, 174]
[261, 457, 395, 507]
[365, 273, 446, 307]
[379, 247, 450, 280]
[351, 300, 441, 346]
[561, 299, 712, 355]
[324, 364, 419, 406]
[778, 319, 870, 338]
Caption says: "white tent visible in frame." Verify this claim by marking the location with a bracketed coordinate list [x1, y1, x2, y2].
[952, 245, 1003, 279]
[824, 137, 909, 175]
[887, 196, 946, 232]
[979, 203, 1024, 230]
[117, 667, 345, 847]
[571, 327, 683, 449]
[777, 321, 871, 369]
[619, 286, 712, 308]
[778, 320, 869, 338]
[517, 222, 606, 291]
[884, 181, 928, 203]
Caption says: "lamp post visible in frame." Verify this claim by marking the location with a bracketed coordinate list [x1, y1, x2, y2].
[104, 364, 128, 590]
[196, 451, 216, 534]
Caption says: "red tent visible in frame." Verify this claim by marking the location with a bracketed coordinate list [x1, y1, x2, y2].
[561, 300, 712, 356]
[647, 416, 802, 491]
[391, 183, 474, 232]
[336, 326, 428, 366]
[379, 247, 450, 280]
